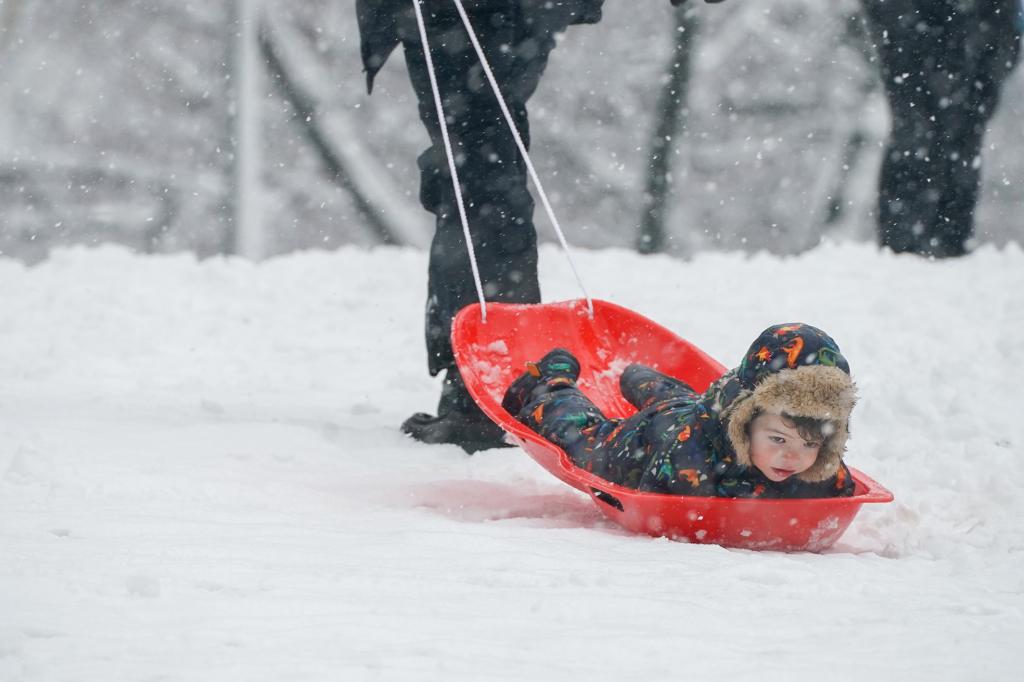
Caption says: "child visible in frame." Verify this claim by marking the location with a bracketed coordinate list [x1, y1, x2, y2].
[501, 323, 857, 498]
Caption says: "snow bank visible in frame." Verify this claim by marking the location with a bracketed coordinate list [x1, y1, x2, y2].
[1, 242, 1021, 680]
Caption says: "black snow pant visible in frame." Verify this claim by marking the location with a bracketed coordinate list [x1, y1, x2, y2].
[398, 6, 565, 375]
[861, 0, 1021, 257]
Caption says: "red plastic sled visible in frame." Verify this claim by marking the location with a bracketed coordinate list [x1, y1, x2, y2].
[452, 299, 893, 551]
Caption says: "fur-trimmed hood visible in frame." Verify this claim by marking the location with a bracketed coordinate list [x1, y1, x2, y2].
[703, 324, 857, 483]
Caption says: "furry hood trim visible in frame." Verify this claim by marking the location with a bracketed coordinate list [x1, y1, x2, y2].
[723, 364, 857, 483]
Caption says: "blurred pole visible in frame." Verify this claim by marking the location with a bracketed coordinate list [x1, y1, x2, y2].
[228, 0, 264, 259]
[637, 6, 698, 254]
[0, 0, 22, 51]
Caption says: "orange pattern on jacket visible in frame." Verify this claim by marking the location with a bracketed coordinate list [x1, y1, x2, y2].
[834, 464, 849, 490]
[782, 337, 804, 368]
[677, 469, 701, 487]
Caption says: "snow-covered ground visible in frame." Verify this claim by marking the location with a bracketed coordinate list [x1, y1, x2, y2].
[1, 242, 1022, 680]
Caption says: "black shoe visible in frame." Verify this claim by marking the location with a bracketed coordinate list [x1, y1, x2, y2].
[401, 410, 512, 454]
[501, 348, 581, 417]
[401, 367, 512, 454]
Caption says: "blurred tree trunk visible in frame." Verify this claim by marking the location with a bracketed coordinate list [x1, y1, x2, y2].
[821, 9, 882, 238]
[260, 7, 428, 248]
[0, 0, 21, 51]
[637, 6, 699, 254]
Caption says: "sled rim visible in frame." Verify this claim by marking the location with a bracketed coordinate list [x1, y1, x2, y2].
[452, 299, 894, 549]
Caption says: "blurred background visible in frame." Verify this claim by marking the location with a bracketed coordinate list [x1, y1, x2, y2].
[0, 0, 1021, 264]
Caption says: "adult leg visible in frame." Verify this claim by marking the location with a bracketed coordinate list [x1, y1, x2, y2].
[931, 114, 985, 257]
[397, 7, 560, 451]
[861, 0, 943, 254]
[930, 1, 1021, 256]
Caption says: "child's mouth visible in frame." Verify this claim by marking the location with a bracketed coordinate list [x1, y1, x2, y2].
[771, 467, 796, 478]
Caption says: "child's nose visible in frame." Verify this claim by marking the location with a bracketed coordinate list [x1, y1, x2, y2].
[781, 448, 801, 461]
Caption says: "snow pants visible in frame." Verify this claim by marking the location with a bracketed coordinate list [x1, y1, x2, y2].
[860, 0, 1022, 257]
[515, 364, 701, 489]
[398, 6, 565, 375]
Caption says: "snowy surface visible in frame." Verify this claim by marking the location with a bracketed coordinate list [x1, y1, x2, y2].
[1, 243, 1023, 680]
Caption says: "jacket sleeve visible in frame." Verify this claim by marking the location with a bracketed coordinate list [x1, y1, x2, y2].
[357, 1, 605, 95]
[357, 0, 402, 94]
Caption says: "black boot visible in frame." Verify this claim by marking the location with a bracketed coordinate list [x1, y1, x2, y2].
[401, 367, 513, 454]
[501, 348, 581, 417]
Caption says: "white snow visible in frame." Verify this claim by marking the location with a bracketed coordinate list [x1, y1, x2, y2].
[1, 242, 1022, 680]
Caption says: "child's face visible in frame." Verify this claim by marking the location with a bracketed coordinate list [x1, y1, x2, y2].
[748, 413, 821, 482]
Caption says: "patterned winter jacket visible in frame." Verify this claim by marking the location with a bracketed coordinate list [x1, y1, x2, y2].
[638, 324, 858, 497]
[355, 0, 604, 92]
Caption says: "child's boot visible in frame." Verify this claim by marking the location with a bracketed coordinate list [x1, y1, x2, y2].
[502, 348, 581, 417]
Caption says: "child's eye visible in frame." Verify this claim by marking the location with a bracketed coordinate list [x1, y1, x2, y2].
[769, 436, 785, 444]
[804, 441, 821, 449]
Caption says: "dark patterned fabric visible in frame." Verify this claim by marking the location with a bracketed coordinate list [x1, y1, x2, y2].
[503, 324, 857, 499]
